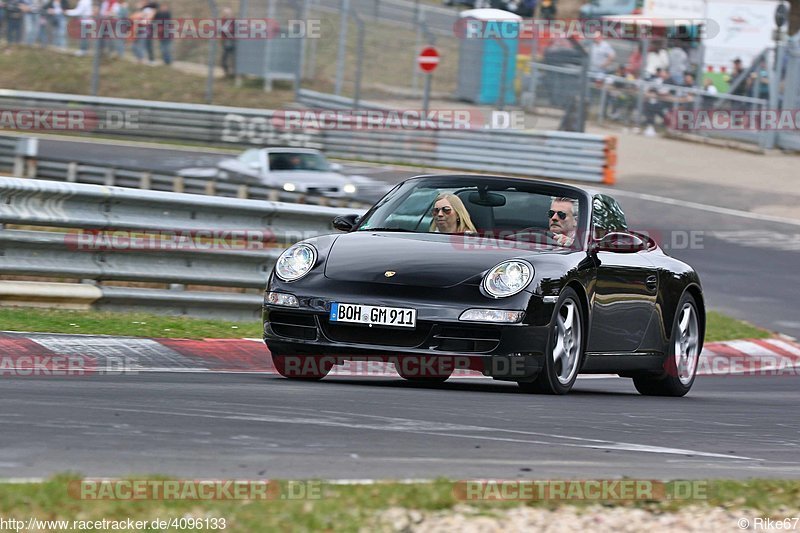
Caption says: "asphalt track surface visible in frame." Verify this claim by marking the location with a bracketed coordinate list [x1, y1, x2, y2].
[4, 136, 798, 480]
[2, 373, 799, 479]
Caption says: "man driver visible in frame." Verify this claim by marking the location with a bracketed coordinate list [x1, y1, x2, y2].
[548, 197, 578, 247]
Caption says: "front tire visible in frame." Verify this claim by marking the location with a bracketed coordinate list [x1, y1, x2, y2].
[271, 353, 332, 381]
[519, 287, 584, 395]
[633, 292, 701, 397]
[396, 356, 453, 383]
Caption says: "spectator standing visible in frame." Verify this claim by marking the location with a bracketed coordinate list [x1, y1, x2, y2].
[625, 46, 642, 77]
[113, 0, 127, 56]
[667, 41, 688, 85]
[588, 31, 616, 75]
[750, 59, 769, 101]
[44, 0, 67, 49]
[5, 0, 24, 45]
[131, 0, 155, 64]
[152, 2, 170, 65]
[220, 6, 235, 77]
[539, 0, 555, 19]
[645, 41, 669, 79]
[66, 0, 94, 56]
[518, 0, 536, 17]
[99, 0, 119, 56]
[726, 57, 749, 110]
[24, 0, 44, 45]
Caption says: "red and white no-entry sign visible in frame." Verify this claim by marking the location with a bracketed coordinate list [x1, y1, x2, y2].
[417, 46, 440, 73]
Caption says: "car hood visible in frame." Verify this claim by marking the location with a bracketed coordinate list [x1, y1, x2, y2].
[323, 232, 565, 289]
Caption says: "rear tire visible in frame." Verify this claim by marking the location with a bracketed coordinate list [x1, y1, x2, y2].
[633, 292, 701, 397]
[519, 287, 584, 395]
[271, 353, 332, 381]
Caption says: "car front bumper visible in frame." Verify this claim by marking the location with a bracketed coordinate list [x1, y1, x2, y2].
[262, 295, 555, 380]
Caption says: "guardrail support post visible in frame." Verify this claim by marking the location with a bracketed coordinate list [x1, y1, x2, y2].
[67, 162, 78, 182]
[173, 176, 185, 193]
[205, 181, 216, 196]
[140, 172, 152, 189]
[104, 168, 116, 186]
[267, 190, 280, 202]
[237, 185, 249, 199]
[13, 156, 24, 178]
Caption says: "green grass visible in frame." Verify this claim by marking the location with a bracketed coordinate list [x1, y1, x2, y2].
[0, 307, 262, 339]
[0, 477, 797, 532]
[705, 311, 772, 343]
[0, 306, 775, 341]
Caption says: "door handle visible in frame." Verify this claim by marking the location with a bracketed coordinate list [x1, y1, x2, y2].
[645, 275, 658, 291]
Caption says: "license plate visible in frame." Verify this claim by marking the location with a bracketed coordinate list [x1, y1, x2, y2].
[329, 302, 417, 328]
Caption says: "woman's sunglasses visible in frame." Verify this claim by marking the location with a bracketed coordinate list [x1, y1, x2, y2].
[432, 206, 453, 215]
[548, 210, 569, 220]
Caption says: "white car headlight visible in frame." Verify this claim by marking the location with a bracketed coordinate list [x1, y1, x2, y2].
[275, 244, 317, 282]
[343, 183, 357, 194]
[283, 183, 297, 192]
[483, 260, 533, 298]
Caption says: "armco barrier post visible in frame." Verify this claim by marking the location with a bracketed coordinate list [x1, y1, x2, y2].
[603, 136, 617, 185]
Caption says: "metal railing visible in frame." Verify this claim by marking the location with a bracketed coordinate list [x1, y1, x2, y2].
[0, 89, 617, 184]
[0, 135, 375, 209]
[589, 74, 770, 149]
[0, 177, 362, 320]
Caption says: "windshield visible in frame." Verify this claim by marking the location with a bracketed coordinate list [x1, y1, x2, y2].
[356, 177, 587, 249]
[268, 152, 330, 172]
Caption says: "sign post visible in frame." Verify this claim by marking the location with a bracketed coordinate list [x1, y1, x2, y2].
[417, 46, 439, 115]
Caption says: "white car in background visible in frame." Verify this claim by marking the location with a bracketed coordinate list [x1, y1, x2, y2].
[179, 148, 373, 199]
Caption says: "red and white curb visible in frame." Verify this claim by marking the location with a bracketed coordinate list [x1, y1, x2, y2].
[1, 331, 799, 377]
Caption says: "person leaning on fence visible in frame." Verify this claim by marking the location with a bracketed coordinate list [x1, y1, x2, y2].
[220, 7, 235, 78]
[642, 68, 672, 137]
[66, 0, 93, 56]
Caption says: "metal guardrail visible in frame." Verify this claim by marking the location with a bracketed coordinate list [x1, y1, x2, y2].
[0, 135, 374, 209]
[0, 177, 362, 320]
[0, 89, 617, 184]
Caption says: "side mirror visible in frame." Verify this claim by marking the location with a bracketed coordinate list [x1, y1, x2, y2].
[332, 214, 361, 232]
[329, 162, 343, 172]
[593, 232, 651, 253]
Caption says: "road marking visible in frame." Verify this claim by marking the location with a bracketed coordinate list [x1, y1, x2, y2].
[596, 187, 800, 227]
[76, 404, 759, 460]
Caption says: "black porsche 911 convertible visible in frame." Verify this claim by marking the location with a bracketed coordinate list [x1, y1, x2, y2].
[262, 175, 705, 396]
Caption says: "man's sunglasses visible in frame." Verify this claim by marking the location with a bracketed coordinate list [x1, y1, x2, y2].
[548, 210, 569, 220]
[432, 206, 453, 215]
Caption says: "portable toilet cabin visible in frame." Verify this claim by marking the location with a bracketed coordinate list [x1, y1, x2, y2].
[456, 9, 521, 105]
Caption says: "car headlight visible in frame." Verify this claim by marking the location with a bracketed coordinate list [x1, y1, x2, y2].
[483, 260, 533, 298]
[343, 183, 357, 194]
[275, 244, 317, 282]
